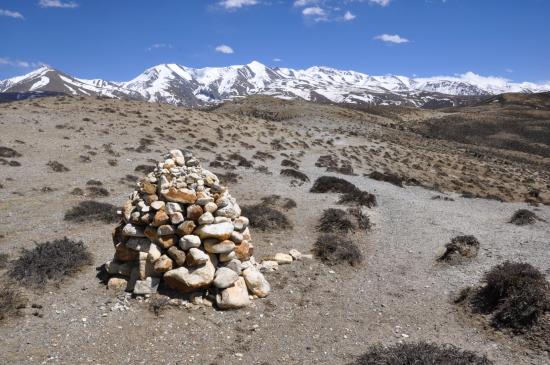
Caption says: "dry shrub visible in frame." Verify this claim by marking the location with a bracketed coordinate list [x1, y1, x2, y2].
[86, 186, 110, 197]
[369, 171, 404, 187]
[7, 237, 93, 289]
[438, 235, 480, 263]
[64, 200, 118, 223]
[339, 190, 377, 208]
[347, 207, 371, 230]
[509, 209, 542, 225]
[471, 261, 549, 330]
[47, 160, 70, 172]
[0, 146, 21, 158]
[0, 253, 8, 269]
[217, 172, 240, 185]
[149, 294, 170, 316]
[281, 159, 299, 169]
[353, 342, 493, 365]
[134, 164, 155, 174]
[241, 204, 292, 231]
[317, 208, 355, 233]
[310, 176, 358, 194]
[313, 234, 363, 266]
[260, 195, 297, 210]
[280, 168, 310, 182]
[0, 284, 27, 321]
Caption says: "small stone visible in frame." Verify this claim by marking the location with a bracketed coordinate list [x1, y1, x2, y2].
[198, 212, 214, 225]
[233, 216, 249, 231]
[142, 181, 157, 195]
[157, 235, 177, 249]
[234, 241, 254, 261]
[154, 255, 173, 273]
[204, 202, 218, 213]
[107, 277, 128, 291]
[170, 149, 184, 160]
[186, 247, 209, 266]
[106, 260, 133, 277]
[242, 227, 251, 241]
[133, 277, 160, 295]
[204, 239, 235, 254]
[164, 255, 215, 293]
[175, 156, 185, 166]
[260, 260, 278, 272]
[224, 259, 242, 274]
[179, 235, 201, 250]
[114, 243, 139, 262]
[157, 224, 175, 236]
[213, 267, 239, 289]
[216, 277, 250, 310]
[147, 243, 162, 262]
[170, 212, 185, 225]
[161, 187, 197, 204]
[167, 246, 186, 267]
[215, 203, 241, 219]
[144, 226, 158, 241]
[194, 222, 234, 240]
[125, 238, 151, 252]
[214, 216, 230, 223]
[144, 194, 158, 204]
[122, 200, 134, 222]
[230, 231, 243, 244]
[165, 202, 182, 215]
[271, 253, 293, 264]
[186, 204, 203, 221]
[150, 201, 165, 210]
[289, 249, 302, 260]
[177, 220, 196, 236]
[219, 251, 237, 263]
[243, 267, 270, 298]
[122, 223, 145, 237]
[152, 210, 170, 227]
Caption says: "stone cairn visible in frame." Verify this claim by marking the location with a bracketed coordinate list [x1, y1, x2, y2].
[105, 149, 271, 309]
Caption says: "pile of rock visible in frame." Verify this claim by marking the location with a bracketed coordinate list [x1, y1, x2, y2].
[105, 149, 270, 309]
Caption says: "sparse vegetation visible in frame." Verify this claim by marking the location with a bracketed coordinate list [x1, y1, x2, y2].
[7, 237, 93, 288]
[353, 342, 493, 365]
[260, 195, 297, 210]
[0, 284, 27, 321]
[64, 200, 118, 223]
[338, 189, 377, 208]
[470, 261, 550, 330]
[0, 253, 8, 269]
[149, 294, 170, 316]
[509, 209, 542, 225]
[86, 186, 110, 197]
[134, 164, 155, 174]
[241, 203, 292, 231]
[312, 233, 363, 266]
[438, 235, 480, 263]
[317, 208, 355, 233]
[0, 146, 21, 158]
[368, 170, 404, 187]
[47, 160, 70, 172]
[280, 168, 310, 183]
[310, 176, 358, 194]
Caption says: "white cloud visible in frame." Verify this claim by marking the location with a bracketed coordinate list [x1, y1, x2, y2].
[218, 0, 258, 9]
[0, 57, 43, 68]
[293, 0, 319, 6]
[343, 10, 356, 21]
[215, 44, 234, 54]
[39, 0, 79, 8]
[374, 33, 409, 44]
[0, 9, 24, 19]
[302, 6, 327, 21]
[273, 58, 282, 62]
[369, 0, 391, 6]
[147, 43, 173, 51]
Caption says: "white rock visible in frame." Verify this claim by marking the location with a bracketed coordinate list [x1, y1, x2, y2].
[194, 222, 234, 240]
[179, 235, 201, 250]
[289, 249, 302, 260]
[122, 223, 145, 237]
[164, 255, 215, 293]
[213, 267, 239, 289]
[198, 212, 215, 225]
[133, 276, 160, 295]
[150, 201, 165, 210]
[165, 202, 182, 215]
[187, 247, 209, 265]
[216, 277, 250, 310]
[243, 267, 271, 298]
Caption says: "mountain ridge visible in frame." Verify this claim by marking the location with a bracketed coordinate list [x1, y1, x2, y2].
[2, 62, 549, 108]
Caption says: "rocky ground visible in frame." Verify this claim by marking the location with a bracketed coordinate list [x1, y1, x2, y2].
[0, 95, 549, 364]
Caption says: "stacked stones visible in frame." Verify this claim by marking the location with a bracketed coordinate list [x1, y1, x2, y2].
[105, 149, 270, 309]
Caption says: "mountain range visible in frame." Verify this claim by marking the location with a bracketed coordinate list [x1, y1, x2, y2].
[1, 61, 549, 108]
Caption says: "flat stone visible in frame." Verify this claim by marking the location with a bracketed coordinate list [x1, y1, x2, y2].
[106, 260, 133, 277]
[152, 210, 170, 227]
[176, 220, 196, 236]
[165, 202, 182, 215]
[167, 246, 186, 267]
[161, 187, 197, 204]
[147, 242, 162, 262]
[122, 200, 134, 222]
[243, 267, 270, 298]
[194, 222, 234, 240]
[114, 243, 139, 261]
[233, 216, 249, 231]
[260, 260, 279, 272]
[198, 212, 214, 225]
[186, 247, 209, 266]
[170, 212, 185, 225]
[144, 226, 158, 241]
[204, 239, 235, 254]
[216, 277, 250, 310]
[289, 249, 302, 260]
[133, 276, 160, 295]
[219, 250, 236, 263]
[215, 203, 241, 219]
[150, 200, 165, 210]
[204, 202, 218, 213]
[271, 252, 293, 264]
[157, 235, 177, 249]
[122, 223, 145, 237]
[213, 267, 239, 289]
[125, 238, 151, 252]
[224, 259, 242, 274]
[179, 235, 201, 250]
[230, 231, 243, 244]
[164, 255, 215, 293]
[142, 181, 157, 195]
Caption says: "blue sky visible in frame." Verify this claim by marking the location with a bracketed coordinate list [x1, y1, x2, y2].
[0, 0, 549, 82]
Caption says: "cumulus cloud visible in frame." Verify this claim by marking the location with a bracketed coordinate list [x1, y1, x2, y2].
[39, 0, 79, 8]
[215, 44, 234, 54]
[147, 43, 173, 51]
[273, 58, 282, 62]
[374, 33, 409, 44]
[218, 0, 258, 9]
[0, 57, 43, 68]
[302, 6, 327, 21]
[369, 0, 391, 6]
[293, 0, 319, 6]
[0, 9, 24, 19]
[343, 10, 356, 21]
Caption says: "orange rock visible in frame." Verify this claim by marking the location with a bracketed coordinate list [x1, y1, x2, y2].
[157, 235, 177, 249]
[142, 180, 157, 195]
[152, 210, 169, 227]
[114, 242, 139, 262]
[161, 187, 197, 204]
[234, 240, 254, 261]
[186, 204, 203, 221]
[176, 220, 196, 236]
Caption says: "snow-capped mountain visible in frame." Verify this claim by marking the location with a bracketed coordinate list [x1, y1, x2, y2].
[1, 62, 549, 108]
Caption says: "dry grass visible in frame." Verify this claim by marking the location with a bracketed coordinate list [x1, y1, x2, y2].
[241, 203, 292, 231]
[312, 234, 363, 266]
[64, 200, 118, 223]
[310, 176, 358, 194]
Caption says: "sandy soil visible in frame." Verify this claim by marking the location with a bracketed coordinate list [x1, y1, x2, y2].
[0, 95, 549, 364]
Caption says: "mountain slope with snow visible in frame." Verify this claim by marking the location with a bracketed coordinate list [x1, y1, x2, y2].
[1, 62, 549, 108]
